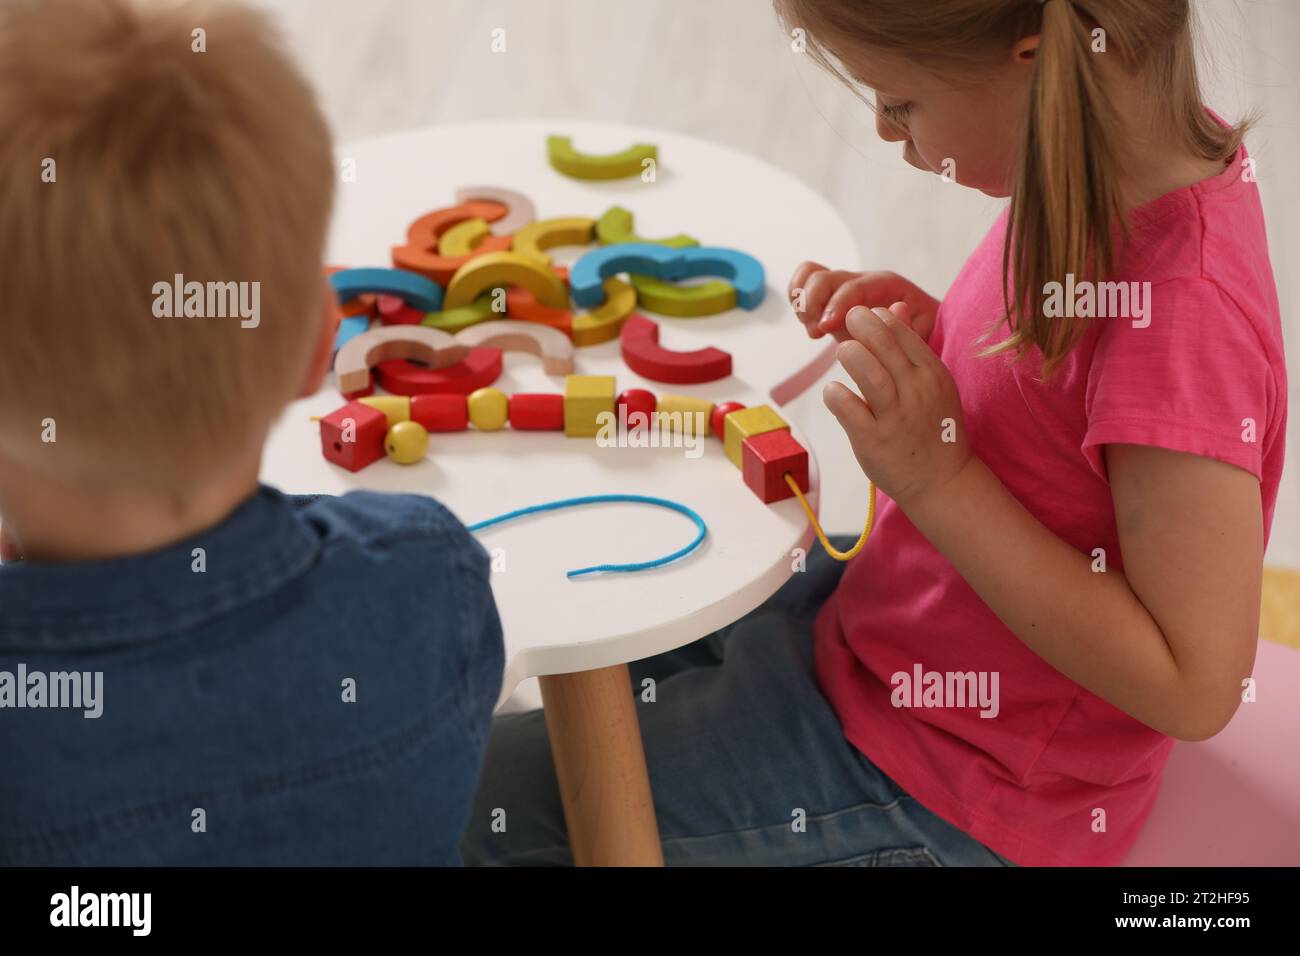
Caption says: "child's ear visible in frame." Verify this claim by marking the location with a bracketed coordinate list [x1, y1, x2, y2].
[1012, 35, 1041, 65]
[300, 276, 339, 398]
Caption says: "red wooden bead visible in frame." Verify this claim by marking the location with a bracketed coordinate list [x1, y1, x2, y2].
[508, 393, 565, 431]
[375, 347, 503, 396]
[320, 400, 388, 472]
[741, 429, 809, 504]
[711, 401, 745, 439]
[411, 394, 469, 432]
[616, 389, 657, 431]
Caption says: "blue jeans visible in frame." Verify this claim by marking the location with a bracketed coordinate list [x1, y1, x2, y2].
[461, 536, 1013, 866]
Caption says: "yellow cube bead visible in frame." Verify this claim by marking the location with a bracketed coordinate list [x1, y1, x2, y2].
[564, 374, 617, 437]
[654, 394, 714, 438]
[468, 387, 508, 431]
[358, 395, 411, 428]
[723, 405, 788, 468]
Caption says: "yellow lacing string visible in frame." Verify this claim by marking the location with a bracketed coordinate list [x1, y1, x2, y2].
[784, 472, 876, 561]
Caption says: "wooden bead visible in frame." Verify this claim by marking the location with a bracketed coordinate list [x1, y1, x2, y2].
[357, 395, 411, 428]
[723, 404, 788, 468]
[320, 401, 388, 472]
[711, 401, 745, 439]
[410, 394, 468, 432]
[742, 430, 809, 504]
[654, 394, 714, 437]
[509, 393, 565, 431]
[385, 420, 429, 465]
[563, 374, 616, 437]
[616, 389, 657, 432]
[468, 387, 509, 431]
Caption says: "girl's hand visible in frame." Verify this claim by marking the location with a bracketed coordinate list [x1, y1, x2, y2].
[787, 263, 940, 343]
[824, 303, 971, 508]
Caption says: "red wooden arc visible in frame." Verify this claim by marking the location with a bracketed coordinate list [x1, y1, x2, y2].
[619, 314, 732, 384]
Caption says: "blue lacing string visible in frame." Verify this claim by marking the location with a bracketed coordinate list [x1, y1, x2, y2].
[467, 494, 707, 578]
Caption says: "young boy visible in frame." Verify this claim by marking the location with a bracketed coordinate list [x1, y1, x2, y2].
[0, 0, 504, 865]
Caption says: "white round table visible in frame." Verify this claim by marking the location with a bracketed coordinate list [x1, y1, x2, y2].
[261, 119, 860, 864]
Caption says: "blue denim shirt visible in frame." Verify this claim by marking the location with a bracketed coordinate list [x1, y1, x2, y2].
[0, 487, 504, 865]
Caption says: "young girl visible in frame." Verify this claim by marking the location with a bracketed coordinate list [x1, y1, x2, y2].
[461, 0, 1286, 866]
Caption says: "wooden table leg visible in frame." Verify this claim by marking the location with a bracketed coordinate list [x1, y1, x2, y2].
[539, 663, 665, 867]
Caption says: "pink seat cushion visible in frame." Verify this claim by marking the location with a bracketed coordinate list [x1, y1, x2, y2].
[1123, 639, 1300, 865]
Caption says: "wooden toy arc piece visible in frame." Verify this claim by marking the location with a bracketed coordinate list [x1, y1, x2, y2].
[405, 200, 507, 247]
[376, 347, 504, 397]
[329, 267, 445, 312]
[438, 218, 492, 257]
[628, 273, 736, 317]
[675, 247, 766, 310]
[444, 251, 570, 310]
[547, 136, 657, 181]
[619, 314, 732, 384]
[454, 319, 575, 375]
[454, 185, 538, 235]
[572, 278, 637, 346]
[334, 324, 470, 394]
[596, 206, 697, 249]
[568, 243, 684, 308]
[396, 201, 514, 286]
[421, 294, 499, 334]
[512, 217, 597, 268]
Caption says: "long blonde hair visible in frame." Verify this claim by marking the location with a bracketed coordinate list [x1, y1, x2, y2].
[773, 0, 1247, 375]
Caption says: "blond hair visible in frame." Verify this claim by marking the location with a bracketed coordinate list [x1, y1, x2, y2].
[773, 0, 1247, 375]
[0, 0, 334, 489]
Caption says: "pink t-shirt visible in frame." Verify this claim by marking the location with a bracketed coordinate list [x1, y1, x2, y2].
[814, 142, 1287, 866]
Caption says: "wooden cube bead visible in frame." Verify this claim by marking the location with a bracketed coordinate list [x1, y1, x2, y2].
[563, 374, 617, 437]
[410, 394, 468, 432]
[723, 404, 788, 468]
[741, 429, 809, 503]
[509, 393, 565, 431]
[468, 387, 509, 431]
[320, 400, 388, 472]
[654, 393, 714, 437]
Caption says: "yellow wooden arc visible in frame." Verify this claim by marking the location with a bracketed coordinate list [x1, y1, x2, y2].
[443, 251, 569, 311]
[571, 277, 638, 347]
[547, 136, 657, 181]
[438, 217, 491, 257]
[512, 217, 597, 268]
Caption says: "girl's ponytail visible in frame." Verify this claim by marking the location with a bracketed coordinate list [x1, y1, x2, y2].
[773, 0, 1251, 374]
[1002, 0, 1124, 374]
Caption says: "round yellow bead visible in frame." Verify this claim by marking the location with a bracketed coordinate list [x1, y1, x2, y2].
[467, 387, 508, 431]
[384, 420, 429, 464]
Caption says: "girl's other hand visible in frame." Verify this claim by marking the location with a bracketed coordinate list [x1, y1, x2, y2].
[824, 304, 970, 508]
[787, 263, 940, 343]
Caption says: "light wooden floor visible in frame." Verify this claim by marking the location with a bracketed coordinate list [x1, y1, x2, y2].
[252, 0, 1300, 594]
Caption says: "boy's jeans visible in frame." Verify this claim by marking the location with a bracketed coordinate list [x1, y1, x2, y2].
[462, 535, 1014, 866]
